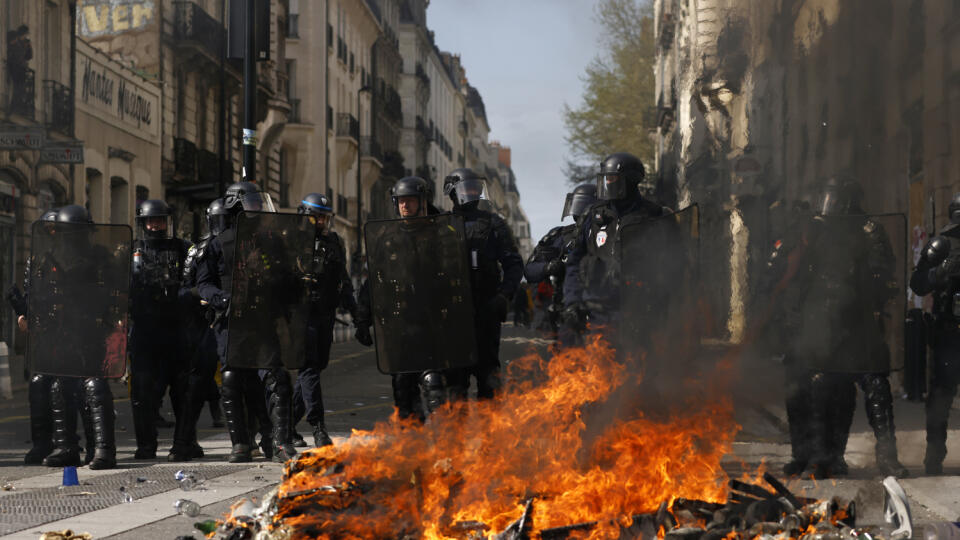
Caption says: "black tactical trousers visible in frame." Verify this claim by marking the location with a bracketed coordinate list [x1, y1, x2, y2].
[926, 327, 960, 472]
[393, 372, 425, 421]
[783, 360, 814, 467]
[449, 313, 502, 400]
[130, 329, 181, 454]
[26, 373, 54, 462]
[293, 316, 335, 428]
[171, 327, 219, 454]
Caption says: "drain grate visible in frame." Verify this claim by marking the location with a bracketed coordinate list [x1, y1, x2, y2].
[0, 464, 253, 535]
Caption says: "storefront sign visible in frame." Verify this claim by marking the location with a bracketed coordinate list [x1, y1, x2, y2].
[40, 143, 85, 164]
[75, 40, 160, 142]
[0, 126, 45, 150]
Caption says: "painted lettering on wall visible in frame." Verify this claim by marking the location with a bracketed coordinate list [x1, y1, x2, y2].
[79, 0, 155, 38]
[117, 80, 152, 127]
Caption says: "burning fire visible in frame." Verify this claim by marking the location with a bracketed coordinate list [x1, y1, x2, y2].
[273, 335, 741, 539]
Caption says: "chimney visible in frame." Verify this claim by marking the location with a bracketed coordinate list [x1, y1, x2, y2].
[498, 146, 511, 168]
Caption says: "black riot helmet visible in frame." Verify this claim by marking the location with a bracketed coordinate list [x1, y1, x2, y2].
[443, 168, 487, 208]
[57, 204, 93, 224]
[223, 181, 274, 214]
[391, 176, 429, 217]
[948, 192, 960, 224]
[298, 193, 334, 233]
[597, 152, 644, 201]
[298, 192, 334, 216]
[816, 176, 863, 216]
[135, 199, 172, 240]
[41, 208, 59, 222]
[562, 182, 598, 221]
[206, 198, 229, 237]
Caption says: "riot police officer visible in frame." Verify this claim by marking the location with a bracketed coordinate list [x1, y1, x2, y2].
[38, 205, 121, 470]
[129, 200, 188, 460]
[783, 178, 907, 478]
[168, 199, 227, 461]
[197, 182, 280, 463]
[563, 153, 670, 336]
[524, 183, 596, 339]
[443, 168, 523, 400]
[292, 193, 360, 447]
[910, 192, 960, 475]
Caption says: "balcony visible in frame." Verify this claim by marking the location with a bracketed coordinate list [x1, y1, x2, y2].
[335, 113, 359, 169]
[7, 67, 35, 121]
[289, 98, 302, 123]
[415, 62, 430, 87]
[43, 80, 74, 136]
[360, 136, 382, 162]
[173, 137, 198, 181]
[336, 113, 359, 140]
[173, 1, 225, 64]
[197, 149, 221, 184]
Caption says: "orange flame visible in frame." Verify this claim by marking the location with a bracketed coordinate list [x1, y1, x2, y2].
[275, 334, 740, 539]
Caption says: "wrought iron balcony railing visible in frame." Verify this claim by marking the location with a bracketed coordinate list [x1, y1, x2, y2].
[173, 1, 225, 61]
[336, 113, 359, 140]
[8, 67, 36, 120]
[173, 137, 198, 181]
[360, 136, 382, 162]
[43, 79, 74, 136]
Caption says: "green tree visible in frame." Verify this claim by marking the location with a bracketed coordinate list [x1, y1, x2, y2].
[563, 0, 656, 184]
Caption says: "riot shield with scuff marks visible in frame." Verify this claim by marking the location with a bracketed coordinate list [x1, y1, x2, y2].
[26, 221, 132, 378]
[364, 214, 477, 374]
[618, 205, 700, 363]
[789, 213, 906, 373]
[225, 211, 315, 370]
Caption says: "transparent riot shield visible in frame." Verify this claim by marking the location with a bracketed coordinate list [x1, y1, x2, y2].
[225, 212, 315, 370]
[364, 214, 477, 374]
[618, 205, 700, 364]
[26, 221, 132, 378]
[790, 213, 905, 373]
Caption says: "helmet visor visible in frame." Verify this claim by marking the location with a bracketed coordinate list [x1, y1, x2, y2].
[817, 191, 842, 216]
[136, 215, 173, 240]
[453, 178, 487, 206]
[562, 192, 596, 220]
[597, 173, 626, 200]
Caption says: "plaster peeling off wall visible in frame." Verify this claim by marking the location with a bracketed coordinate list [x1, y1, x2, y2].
[792, 0, 839, 54]
[727, 205, 748, 342]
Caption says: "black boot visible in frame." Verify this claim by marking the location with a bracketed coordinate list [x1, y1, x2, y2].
[243, 371, 273, 459]
[43, 378, 81, 468]
[419, 371, 448, 415]
[130, 374, 158, 460]
[862, 374, 908, 477]
[81, 403, 96, 465]
[265, 369, 297, 462]
[313, 424, 333, 447]
[25, 374, 53, 465]
[808, 372, 838, 479]
[221, 370, 252, 463]
[924, 377, 956, 475]
[85, 378, 116, 470]
[828, 377, 857, 477]
[782, 366, 812, 476]
[393, 373, 425, 423]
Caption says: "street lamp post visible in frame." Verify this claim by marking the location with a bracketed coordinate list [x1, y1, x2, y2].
[354, 85, 372, 274]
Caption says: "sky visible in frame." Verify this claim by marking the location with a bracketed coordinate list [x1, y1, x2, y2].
[426, 1, 603, 244]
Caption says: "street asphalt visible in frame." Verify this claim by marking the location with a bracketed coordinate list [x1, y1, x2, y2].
[0, 323, 957, 538]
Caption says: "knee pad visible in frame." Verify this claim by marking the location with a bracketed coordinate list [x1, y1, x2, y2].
[420, 371, 444, 391]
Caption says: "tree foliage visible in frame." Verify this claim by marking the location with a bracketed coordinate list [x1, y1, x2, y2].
[563, 0, 657, 184]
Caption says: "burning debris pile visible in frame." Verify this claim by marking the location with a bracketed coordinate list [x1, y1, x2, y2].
[212, 337, 908, 539]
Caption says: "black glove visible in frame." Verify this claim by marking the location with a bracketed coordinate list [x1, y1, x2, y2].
[934, 257, 960, 287]
[487, 293, 510, 322]
[546, 258, 565, 277]
[354, 324, 373, 347]
[563, 301, 588, 331]
[210, 294, 230, 311]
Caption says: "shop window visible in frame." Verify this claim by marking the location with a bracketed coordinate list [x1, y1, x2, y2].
[110, 176, 129, 224]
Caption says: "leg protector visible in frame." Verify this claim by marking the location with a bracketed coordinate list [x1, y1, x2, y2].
[860, 374, 908, 477]
[42, 378, 81, 467]
[220, 370, 251, 462]
[264, 368, 296, 462]
[84, 378, 116, 470]
[782, 367, 812, 475]
[419, 370, 447, 415]
[25, 374, 53, 464]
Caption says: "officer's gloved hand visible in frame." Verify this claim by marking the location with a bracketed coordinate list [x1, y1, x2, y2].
[354, 323, 373, 347]
[546, 258, 564, 277]
[563, 301, 588, 331]
[210, 293, 230, 312]
[933, 257, 960, 287]
[487, 293, 510, 322]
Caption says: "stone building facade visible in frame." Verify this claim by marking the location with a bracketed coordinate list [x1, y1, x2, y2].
[654, 0, 960, 342]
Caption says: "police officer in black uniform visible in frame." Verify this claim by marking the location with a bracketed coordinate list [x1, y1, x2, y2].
[442, 168, 523, 400]
[524, 183, 597, 339]
[129, 200, 188, 460]
[167, 199, 227, 461]
[197, 182, 278, 463]
[291, 193, 360, 447]
[784, 178, 907, 478]
[910, 192, 960, 475]
[563, 153, 670, 337]
[40, 205, 119, 470]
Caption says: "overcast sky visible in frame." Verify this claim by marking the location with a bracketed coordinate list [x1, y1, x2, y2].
[426, 1, 603, 243]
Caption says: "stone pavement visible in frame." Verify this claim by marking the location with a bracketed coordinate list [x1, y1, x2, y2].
[0, 327, 958, 538]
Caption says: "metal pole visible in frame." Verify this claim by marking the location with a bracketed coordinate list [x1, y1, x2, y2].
[356, 90, 362, 245]
[241, 0, 257, 182]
